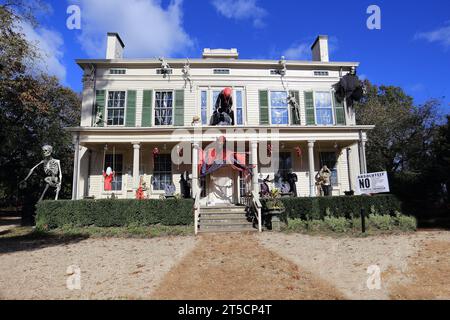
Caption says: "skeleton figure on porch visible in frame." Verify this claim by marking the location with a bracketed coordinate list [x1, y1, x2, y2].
[315, 165, 332, 196]
[210, 87, 234, 125]
[19, 145, 62, 201]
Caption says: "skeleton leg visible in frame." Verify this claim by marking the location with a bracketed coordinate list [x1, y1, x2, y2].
[39, 184, 50, 202]
[55, 184, 61, 200]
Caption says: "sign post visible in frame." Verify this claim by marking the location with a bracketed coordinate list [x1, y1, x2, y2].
[356, 171, 390, 233]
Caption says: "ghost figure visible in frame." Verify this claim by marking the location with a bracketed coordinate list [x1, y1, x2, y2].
[19, 145, 62, 201]
[103, 166, 115, 191]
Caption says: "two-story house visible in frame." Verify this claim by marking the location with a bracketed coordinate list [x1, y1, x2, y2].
[68, 33, 373, 210]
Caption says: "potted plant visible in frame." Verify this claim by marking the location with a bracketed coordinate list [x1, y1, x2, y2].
[262, 189, 285, 231]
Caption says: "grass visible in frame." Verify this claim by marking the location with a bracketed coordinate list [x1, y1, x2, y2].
[0, 224, 194, 240]
[283, 215, 417, 237]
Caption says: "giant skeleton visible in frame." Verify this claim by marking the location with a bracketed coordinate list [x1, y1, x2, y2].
[19, 145, 62, 201]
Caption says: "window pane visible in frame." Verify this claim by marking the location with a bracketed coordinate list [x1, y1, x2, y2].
[201, 91, 207, 124]
[236, 90, 243, 125]
[155, 91, 173, 125]
[319, 152, 338, 186]
[315, 92, 333, 125]
[107, 91, 125, 126]
[104, 154, 123, 191]
[153, 154, 172, 190]
[270, 91, 288, 125]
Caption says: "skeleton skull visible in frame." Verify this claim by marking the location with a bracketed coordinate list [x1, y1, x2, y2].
[42, 145, 53, 157]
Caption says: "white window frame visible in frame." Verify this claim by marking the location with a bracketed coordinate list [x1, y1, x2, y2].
[106, 90, 127, 127]
[198, 87, 246, 126]
[268, 89, 290, 126]
[109, 68, 126, 75]
[313, 90, 335, 126]
[153, 90, 175, 127]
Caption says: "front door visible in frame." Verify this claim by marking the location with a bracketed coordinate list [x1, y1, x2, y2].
[207, 166, 234, 206]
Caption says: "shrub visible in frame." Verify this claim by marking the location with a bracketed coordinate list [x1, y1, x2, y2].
[396, 215, 417, 231]
[368, 214, 393, 230]
[284, 219, 308, 232]
[324, 216, 351, 233]
[280, 195, 402, 220]
[307, 219, 326, 232]
[35, 199, 194, 229]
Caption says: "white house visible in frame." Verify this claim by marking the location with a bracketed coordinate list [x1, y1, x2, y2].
[68, 33, 373, 231]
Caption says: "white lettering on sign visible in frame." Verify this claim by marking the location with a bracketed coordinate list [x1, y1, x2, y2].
[357, 171, 390, 194]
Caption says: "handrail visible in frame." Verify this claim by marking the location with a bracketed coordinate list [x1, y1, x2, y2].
[193, 190, 201, 235]
[250, 191, 262, 232]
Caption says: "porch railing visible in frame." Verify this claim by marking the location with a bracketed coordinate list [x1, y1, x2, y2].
[250, 191, 262, 233]
[193, 190, 201, 235]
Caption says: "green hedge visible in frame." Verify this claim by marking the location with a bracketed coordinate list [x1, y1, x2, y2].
[35, 199, 194, 229]
[278, 195, 402, 221]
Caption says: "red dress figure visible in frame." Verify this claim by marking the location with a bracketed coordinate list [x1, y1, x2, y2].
[103, 167, 115, 191]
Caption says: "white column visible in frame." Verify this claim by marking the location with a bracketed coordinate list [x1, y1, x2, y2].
[132, 142, 140, 190]
[308, 140, 315, 197]
[72, 133, 80, 200]
[361, 139, 368, 174]
[250, 141, 259, 194]
[191, 142, 200, 197]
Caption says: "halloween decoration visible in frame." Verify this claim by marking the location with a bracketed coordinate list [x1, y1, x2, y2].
[182, 58, 193, 90]
[135, 176, 146, 200]
[103, 167, 115, 191]
[259, 175, 271, 197]
[334, 67, 364, 107]
[158, 57, 171, 78]
[267, 143, 272, 157]
[164, 183, 176, 197]
[210, 87, 234, 125]
[286, 169, 298, 197]
[19, 145, 62, 201]
[179, 171, 191, 198]
[288, 93, 301, 124]
[152, 147, 160, 159]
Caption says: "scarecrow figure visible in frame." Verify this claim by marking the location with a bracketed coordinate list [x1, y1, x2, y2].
[19, 145, 62, 201]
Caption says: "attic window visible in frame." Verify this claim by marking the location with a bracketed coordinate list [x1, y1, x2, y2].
[213, 69, 230, 75]
[110, 69, 126, 75]
[314, 71, 329, 76]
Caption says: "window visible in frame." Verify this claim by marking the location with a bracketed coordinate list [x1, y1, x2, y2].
[153, 154, 172, 190]
[155, 91, 173, 125]
[104, 154, 123, 191]
[314, 71, 329, 76]
[319, 152, 338, 186]
[213, 69, 230, 74]
[109, 69, 126, 75]
[107, 91, 126, 126]
[201, 90, 208, 125]
[235, 90, 243, 125]
[315, 91, 334, 125]
[270, 91, 289, 125]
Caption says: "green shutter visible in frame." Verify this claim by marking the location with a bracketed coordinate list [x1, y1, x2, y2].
[94, 90, 105, 127]
[334, 93, 346, 125]
[289, 90, 301, 125]
[174, 90, 184, 126]
[142, 90, 153, 127]
[125, 90, 136, 127]
[259, 90, 269, 125]
[304, 91, 315, 125]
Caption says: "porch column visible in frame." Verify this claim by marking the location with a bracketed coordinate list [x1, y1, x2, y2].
[308, 140, 315, 197]
[250, 141, 259, 193]
[191, 142, 200, 197]
[132, 142, 140, 190]
[358, 130, 368, 174]
[72, 133, 80, 200]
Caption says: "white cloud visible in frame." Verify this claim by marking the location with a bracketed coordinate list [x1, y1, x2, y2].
[19, 22, 66, 81]
[74, 0, 193, 58]
[283, 43, 310, 60]
[415, 23, 450, 49]
[211, 0, 267, 28]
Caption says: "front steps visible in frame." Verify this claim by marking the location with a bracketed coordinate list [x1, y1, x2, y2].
[198, 205, 257, 233]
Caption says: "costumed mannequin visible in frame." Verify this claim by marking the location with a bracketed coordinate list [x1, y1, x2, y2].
[286, 169, 298, 197]
[315, 165, 332, 196]
[259, 175, 271, 197]
[210, 87, 234, 125]
[103, 166, 115, 191]
[179, 171, 191, 198]
[19, 145, 62, 201]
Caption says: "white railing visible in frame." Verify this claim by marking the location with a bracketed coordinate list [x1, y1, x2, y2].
[251, 191, 262, 233]
[193, 190, 201, 235]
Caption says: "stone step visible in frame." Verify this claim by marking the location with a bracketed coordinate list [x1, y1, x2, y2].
[200, 220, 252, 227]
[198, 228, 257, 234]
[200, 213, 248, 219]
[198, 224, 257, 233]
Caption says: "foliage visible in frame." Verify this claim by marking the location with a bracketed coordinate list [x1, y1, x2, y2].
[368, 214, 393, 231]
[324, 216, 351, 233]
[0, 5, 81, 212]
[261, 188, 285, 211]
[35, 199, 194, 229]
[396, 215, 417, 231]
[280, 195, 401, 221]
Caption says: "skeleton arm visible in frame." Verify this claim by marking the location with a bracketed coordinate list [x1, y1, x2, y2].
[21, 161, 44, 183]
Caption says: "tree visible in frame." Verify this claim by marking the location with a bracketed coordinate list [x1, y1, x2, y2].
[0, 4, 80, 216]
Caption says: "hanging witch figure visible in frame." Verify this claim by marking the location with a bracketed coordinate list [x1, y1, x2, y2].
[19, 145, 62, 201]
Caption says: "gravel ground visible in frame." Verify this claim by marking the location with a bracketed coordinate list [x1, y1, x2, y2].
[0, 236, 197, 299]
[257, 231, 450, 300]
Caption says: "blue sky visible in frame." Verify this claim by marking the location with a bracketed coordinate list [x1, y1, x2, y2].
[22, 0, 450, 113]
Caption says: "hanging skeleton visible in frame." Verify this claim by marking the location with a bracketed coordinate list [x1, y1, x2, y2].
[334, 67, 365, 107]
[182, 58, 193, 90]
[287, 92, 301, 124]
[19, 145, 62, 201]
[158, 57, 171, 79]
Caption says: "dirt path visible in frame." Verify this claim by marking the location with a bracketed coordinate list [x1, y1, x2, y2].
[151, 233, 344, 300]
[257, 231, 450, 300]
[0, 236, 197, 299]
